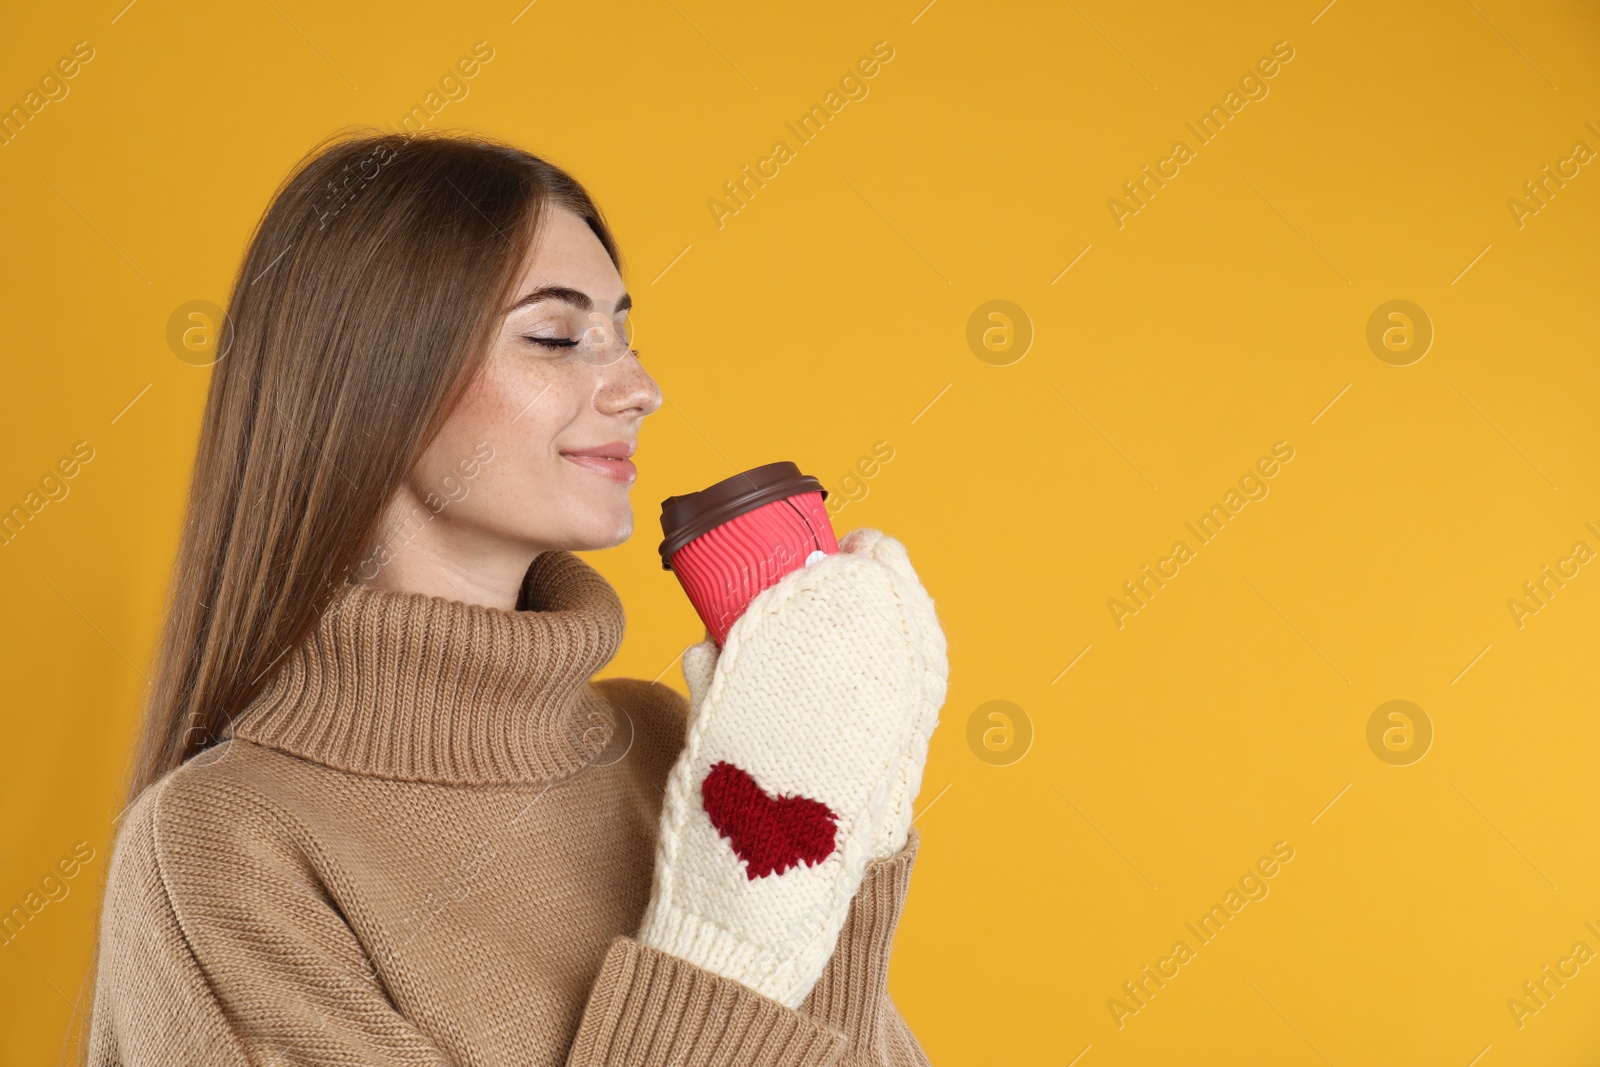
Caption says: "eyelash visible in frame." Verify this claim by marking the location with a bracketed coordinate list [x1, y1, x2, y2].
[524, 336, 642, 360]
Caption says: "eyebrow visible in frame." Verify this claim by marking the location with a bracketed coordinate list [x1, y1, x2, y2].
[504, 285, 632, 316]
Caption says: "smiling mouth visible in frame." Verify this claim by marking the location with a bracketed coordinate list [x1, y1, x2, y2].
[560, 452, 637, 484]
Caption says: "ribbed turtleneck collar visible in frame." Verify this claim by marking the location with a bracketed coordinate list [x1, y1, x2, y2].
[225, 550, 627, 785]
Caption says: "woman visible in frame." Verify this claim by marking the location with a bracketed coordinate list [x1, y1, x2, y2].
[82, 129, 950, 1066]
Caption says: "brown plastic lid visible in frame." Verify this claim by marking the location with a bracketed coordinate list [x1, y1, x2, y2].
[658, 461, 829, 570]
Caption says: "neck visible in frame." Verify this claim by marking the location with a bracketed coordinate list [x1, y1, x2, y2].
[356, 488, 545, 612]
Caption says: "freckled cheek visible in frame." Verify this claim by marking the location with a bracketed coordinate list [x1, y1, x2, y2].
[501, 400, 588, 480]
[483, 355, 588, 423]
[444, 432, 548, 524]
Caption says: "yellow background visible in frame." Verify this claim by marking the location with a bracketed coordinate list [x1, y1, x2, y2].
[3, 1, 1598, 1063]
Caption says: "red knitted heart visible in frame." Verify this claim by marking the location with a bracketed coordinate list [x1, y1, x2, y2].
[700, 760, 838, 880]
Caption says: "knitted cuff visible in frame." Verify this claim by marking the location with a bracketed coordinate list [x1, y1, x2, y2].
[801, 828, 921, 1028]
[567, 935, 848, 1067]
[637, 898, 840, 1010]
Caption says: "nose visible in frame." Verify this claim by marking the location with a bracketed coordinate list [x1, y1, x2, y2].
[593, 348, 663, 419]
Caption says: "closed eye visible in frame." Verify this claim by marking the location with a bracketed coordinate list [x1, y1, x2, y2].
[522, 336, 645, 362]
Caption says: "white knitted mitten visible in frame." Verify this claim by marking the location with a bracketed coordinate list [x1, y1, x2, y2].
[833, 528, 948, 861]
[636, 527, 948, 1008]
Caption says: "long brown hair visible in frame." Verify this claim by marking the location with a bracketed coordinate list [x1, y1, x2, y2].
[69, 127, 621, 1064]
[138, 128, 621, 799]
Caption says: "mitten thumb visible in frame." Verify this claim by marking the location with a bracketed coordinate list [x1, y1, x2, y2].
[681, 638, 720, 717]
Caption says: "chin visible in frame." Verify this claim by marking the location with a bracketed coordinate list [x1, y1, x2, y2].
[568, 512, 634, 552]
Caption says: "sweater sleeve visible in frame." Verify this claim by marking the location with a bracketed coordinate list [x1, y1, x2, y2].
[88, 772, 456, 1067]
[564, 829, 928, 1067]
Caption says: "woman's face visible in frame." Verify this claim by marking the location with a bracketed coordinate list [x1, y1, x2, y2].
[388, 206, 663, 586]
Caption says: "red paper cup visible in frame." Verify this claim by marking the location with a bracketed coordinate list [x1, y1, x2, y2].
[659, 462, 839, 648]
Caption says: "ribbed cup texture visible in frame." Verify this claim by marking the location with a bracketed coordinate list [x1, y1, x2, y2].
[670, 491, 838, 647]
[227, 549, 627, 784]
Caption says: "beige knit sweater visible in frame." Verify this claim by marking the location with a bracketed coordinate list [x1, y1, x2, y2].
[88, 549, 929, 1066]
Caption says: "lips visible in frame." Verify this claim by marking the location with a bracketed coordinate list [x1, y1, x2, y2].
[561, 441, 635, 460]
[560, 441, 637, 484]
